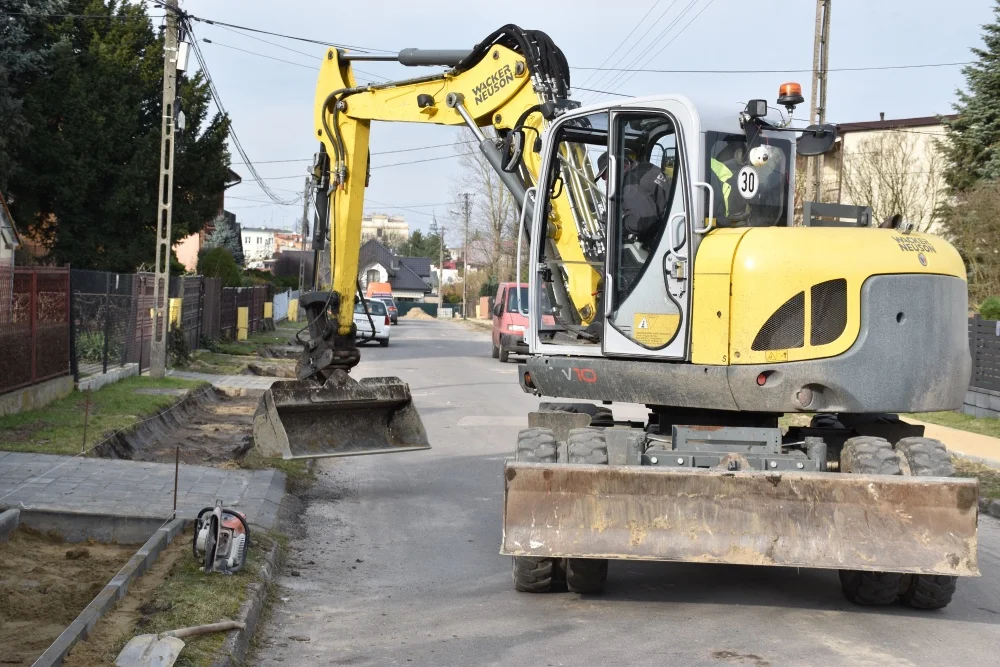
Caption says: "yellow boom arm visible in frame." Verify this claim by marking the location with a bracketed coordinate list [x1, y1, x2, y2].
[311, 31, 599, 351]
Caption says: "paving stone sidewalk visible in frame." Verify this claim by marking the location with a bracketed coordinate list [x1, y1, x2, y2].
[168, 370, 283, 390]
[0, 451, 284, 528]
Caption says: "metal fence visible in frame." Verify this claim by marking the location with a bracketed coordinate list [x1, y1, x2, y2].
[70, 269, 155, 378]
[969, 315, 1000, 391]
[0, 267, 71, 393]
[170, 276, 204, 352]
[273, 290, 290, 322]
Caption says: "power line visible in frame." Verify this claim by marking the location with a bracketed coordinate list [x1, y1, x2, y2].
[581, 0, 680, 99]
[370, 151, 477, 170]
[229, 140, 479, 166]
[201, 39, 316, 70]
[365, 198, 451, 220]
[199, 37, 388, 82]
[577, 0, 661, 90]
[185, 21, 298, 205]
[570, 61, 974, 74]
[573, 86, 630, 98]
[603, 0, 713, 98]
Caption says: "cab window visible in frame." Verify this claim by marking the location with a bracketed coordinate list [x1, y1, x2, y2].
[706, 131, 791, 228]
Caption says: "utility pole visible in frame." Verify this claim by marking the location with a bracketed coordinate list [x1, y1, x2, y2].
[149, 0, 180, 378]
[297, 177, 310, 292]
[808, 0, 832, 204]
[438, 226, 445, 307]
[462, 193, 470, 319]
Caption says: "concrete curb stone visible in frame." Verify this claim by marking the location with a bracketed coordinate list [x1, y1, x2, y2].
[210, 535, 281, 667]
[0, 508, 19, 543]
[32, 517, 188, 667]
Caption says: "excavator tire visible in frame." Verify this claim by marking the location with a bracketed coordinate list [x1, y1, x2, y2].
[838, 436, 903, 606]
[895, 437, 958, 609]
[566, 558, 608, 594]
[564, 427, 609, 593]
[513, 427, 559, 593]
[567, 427, 609, 464]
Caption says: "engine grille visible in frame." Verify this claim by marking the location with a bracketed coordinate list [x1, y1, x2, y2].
[751, 291, 805, 351]
[811, 278, 848, 345]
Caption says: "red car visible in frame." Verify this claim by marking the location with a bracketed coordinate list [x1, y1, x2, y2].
[491, 282, 530, 362]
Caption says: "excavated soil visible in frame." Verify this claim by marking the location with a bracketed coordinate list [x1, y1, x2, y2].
[0, 528, 135, 666]
[61, 537, 188, 667]
[402, 308, 435, 321]
[93, 388, 259, 465]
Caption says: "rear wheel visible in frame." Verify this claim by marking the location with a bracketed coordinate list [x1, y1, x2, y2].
[895, 437, 958, 610]
[379, 338, 389, 347]
[512, 428, 560, 593]
[565, 427, 609, 593]
[838, 436, 903, 606]
[492, 343, 499, 359]
[499, 348, 510, 363]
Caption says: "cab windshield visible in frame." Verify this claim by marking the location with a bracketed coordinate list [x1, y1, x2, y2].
[706, 131, 791, 227]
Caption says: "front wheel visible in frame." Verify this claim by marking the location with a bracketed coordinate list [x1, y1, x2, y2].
[512, 427, 560, 593]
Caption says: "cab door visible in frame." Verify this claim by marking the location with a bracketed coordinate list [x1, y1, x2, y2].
[602, 104, 694, 359]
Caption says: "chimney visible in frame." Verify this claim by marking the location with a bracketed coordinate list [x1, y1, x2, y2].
[879, 112, 885, 122]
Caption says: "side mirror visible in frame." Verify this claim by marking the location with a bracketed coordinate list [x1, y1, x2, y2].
[493, 303, 503, 317]
[797, 124, 837, 156]
[500, 129, 525, 173]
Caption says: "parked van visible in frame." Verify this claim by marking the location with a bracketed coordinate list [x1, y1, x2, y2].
[491, 282, 530, 362]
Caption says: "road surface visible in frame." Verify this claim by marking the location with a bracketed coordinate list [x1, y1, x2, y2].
[254, 318, 1000, 667]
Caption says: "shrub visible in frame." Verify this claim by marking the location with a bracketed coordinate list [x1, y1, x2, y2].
[197, 247, 242, 287]
[979, 296, 1000, 321]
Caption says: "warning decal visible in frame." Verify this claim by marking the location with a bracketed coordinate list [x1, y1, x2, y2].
[633, 312, 680, 347]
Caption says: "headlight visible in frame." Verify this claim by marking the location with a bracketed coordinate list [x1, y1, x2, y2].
[509, 324, 526, 332]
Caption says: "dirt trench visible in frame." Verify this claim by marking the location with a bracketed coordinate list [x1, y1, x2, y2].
[93, 388, 260, 465]
[0, 528, 135, 666]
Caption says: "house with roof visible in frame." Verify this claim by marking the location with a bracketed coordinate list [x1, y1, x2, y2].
[358, 238, 432, 301]
[807, 113, 956, 233]
[0, 191, 21, 268]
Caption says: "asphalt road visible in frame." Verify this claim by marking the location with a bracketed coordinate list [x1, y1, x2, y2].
[254, 318, 1000, 667]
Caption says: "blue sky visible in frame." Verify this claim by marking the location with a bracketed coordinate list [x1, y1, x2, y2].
[170, 0, 996, 237]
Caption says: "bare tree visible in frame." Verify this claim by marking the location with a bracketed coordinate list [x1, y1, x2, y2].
[840, 131, 943, 232]
[942, 179, 1000, 304]
[452, 130, 519, 281]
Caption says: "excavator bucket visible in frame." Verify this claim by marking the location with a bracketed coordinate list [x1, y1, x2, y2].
[253, 371, 429, 460]
[502, 462, 979, 576]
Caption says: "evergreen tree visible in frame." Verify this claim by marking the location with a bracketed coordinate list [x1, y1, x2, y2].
[0, 0, 67, 190]
[941, 1, 1000, 192]
[205, 212, 244, 266]
[5, 0, 231, 271]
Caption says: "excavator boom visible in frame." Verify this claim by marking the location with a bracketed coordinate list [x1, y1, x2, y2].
[254, 26, 589, 459]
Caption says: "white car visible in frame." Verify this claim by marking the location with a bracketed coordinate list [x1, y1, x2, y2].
[353, 299, 390, 347]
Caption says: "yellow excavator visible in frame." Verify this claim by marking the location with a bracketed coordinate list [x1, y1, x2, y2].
[254, 25, 978, 610]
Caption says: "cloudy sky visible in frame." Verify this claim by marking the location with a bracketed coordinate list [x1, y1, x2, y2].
[166, 0, 995, 238]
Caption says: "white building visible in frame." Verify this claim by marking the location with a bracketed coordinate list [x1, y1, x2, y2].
[0, 191, 20, 268]
[242, 227, 284, 263]
[361, 213, 409, 244]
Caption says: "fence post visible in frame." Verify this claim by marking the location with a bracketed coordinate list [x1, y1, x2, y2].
[102, 272, 111, 374]
[69, 276, 79, 382]
[29, 270, 37, 384]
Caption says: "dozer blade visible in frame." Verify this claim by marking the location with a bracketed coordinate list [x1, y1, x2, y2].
[502, 462, 979, 576]
[253, 371, 429, 460]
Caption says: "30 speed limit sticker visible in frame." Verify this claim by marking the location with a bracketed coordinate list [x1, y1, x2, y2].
[737, 165, 758, 199]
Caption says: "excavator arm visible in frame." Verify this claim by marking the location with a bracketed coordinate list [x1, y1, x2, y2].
[254, 26, 598, 460]
[301, 26, 600, 380]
